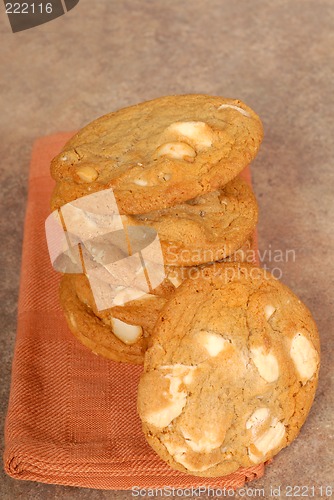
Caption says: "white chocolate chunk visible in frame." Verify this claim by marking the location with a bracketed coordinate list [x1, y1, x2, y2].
[251, 346, 279, 383]
[248, 449, 260, 464]
[145, 396, 186, 428]
[183, 371, 194, 385]
[110, 317, 142, 344]
[181, 428, 222, 453]
[163, 440, 216, 472]
[246, 408, 270, 431]
[163, 440, 187, 457]
[145, 365, 196, 428]
[133, 179, 148, 186]
[145, 377, 187, 428]
[290, 333, 319, 383]
[165, 121, 213, 150]
[195, 330, 230, 357]
[160, 364, 196, 385]
[173, 453, 219, 472]
[156, 142, 196, 161]
[265, 304, 276, 320]
[112, 287, 155, 306]
[248, 418, 285, 463]
[167, 374, 183, 398]
[218, 104, 251, 117]
[76, 166, 99, 182]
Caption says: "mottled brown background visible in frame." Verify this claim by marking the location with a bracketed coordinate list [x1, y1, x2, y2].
[1, 0, 333, 498]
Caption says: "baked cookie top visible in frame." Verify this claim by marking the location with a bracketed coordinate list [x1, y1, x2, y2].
[50, 94, 263, 214]
[137, 263, 320, 476]
[126, 176, 258, 266]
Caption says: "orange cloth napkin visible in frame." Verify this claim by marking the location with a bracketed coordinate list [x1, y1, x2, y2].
[4, 133, 265, 489]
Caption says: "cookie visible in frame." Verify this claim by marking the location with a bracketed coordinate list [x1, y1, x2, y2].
[59, 274, 155, 364]
[60, 239, 256, 365]
[137, 263, 320, 477]
[50, 94, 263, 214]
[125, 176, 258, 266]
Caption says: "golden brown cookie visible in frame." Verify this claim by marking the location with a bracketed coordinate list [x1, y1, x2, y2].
[60, 240, 256, 365]
[137, 263, 320, 477]
[60, 274, 156, 364]
[125, 176, 258, 266]
[50, 95, 263, 214]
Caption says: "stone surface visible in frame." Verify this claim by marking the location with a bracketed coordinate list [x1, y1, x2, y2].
[0, 0, 333, 497]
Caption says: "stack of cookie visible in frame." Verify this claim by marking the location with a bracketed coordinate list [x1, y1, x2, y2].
[50, 95, 320, 478]
[51, 94, 262, 364]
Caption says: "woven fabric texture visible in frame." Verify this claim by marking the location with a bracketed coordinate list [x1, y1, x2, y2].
[3, 133, 265, 489]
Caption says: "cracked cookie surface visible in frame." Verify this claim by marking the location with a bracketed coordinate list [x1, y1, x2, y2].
[50, 94, 263, 214]
[137, 263, 320, 476]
